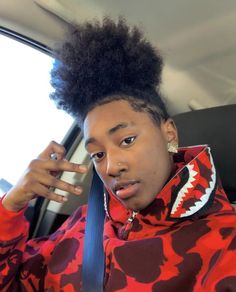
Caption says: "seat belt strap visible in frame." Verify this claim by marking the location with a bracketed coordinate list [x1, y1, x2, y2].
[82, 171, 105, 292]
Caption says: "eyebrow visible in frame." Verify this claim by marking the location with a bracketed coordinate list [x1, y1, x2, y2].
[108, 122, 129, 135]
[84, 122, 129, 148]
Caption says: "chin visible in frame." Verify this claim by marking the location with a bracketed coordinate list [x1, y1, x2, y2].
[123, 198, 150, 212]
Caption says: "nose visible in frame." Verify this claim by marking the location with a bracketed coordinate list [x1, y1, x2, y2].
[106, 153, 128, 177]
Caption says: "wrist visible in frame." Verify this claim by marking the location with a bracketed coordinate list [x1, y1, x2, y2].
[2, 194, 27, 212]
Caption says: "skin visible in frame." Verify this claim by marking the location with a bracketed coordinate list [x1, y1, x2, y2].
[84, 99, 178, 211]
[2, 141, 88, 212]
[2, 99, 178, 213]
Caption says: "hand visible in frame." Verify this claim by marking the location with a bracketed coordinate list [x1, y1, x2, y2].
[2, 141, 88, 212]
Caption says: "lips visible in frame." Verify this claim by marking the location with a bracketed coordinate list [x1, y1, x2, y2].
[113, 181, 140, 200]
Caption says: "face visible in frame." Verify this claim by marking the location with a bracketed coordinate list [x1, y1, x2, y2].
[83, 100, 178, 211]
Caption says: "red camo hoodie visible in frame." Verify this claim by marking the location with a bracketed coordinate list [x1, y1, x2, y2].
[0, 145, 236, 291]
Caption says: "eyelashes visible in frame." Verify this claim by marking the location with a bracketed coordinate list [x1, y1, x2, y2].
[120, 136, 136, 146]
[90, 151, 104, 162]
[90, 136, 137, 162]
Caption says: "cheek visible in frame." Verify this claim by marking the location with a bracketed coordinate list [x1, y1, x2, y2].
[139, 142, 171, 181]
[93, 162, 108, 185]
[94, 163, 104, 177]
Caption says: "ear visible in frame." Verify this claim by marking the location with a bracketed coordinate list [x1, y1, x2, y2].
[160, 118, 178, 144]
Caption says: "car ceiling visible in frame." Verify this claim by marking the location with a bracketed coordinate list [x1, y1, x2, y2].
[1, 0, 236, 116]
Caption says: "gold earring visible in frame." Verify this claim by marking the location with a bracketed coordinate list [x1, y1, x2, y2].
[167, 141, 178, 153]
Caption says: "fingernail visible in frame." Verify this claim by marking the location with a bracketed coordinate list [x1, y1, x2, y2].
[79, 165, 88, 172]
[62, 196, 68, 202]
[75, 187, 82, 194]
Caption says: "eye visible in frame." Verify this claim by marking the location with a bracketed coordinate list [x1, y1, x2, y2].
[121, 136, 136, 146]
[90, 152, 105, 162]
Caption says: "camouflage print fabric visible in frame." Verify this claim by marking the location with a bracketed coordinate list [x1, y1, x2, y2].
[1, 145, 236, 292]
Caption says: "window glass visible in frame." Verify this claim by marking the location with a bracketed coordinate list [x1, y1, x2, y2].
[0, 35, 74, 195]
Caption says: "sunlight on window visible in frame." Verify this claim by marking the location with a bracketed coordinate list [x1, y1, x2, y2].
[0, 35, 74, 191]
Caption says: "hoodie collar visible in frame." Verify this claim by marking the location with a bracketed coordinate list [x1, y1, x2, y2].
[105, 145, 217, 225]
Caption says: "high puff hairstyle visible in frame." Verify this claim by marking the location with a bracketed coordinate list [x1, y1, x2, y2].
[50, 17, 169, 127]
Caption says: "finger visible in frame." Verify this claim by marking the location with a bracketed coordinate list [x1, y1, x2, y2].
[30, 183, 68, 203]
[46, 191, 68, 203]
[36, 173, 83, 195]
[38, 141, 66, 160]
[31, 159, 88, 174]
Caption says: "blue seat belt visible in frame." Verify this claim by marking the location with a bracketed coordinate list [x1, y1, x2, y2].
[82, 170, 105, 292]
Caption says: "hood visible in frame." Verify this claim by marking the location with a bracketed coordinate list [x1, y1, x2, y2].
[104, 145, 228, 225]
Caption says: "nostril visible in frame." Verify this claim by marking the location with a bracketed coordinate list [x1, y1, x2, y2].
[106, 157, 128, 177]
[107, 166, 127, 177]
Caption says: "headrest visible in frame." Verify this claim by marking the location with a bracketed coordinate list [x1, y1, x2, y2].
[173, 104, 236, 202]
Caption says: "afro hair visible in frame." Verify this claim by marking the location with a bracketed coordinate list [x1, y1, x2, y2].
[50, 17, 168, 125]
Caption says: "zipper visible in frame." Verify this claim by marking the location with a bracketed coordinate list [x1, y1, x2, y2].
[127, 211, 138, 223]
[119, 211, 138, 240]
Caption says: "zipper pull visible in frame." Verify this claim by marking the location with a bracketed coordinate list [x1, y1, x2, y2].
[127, 211, 138, 223]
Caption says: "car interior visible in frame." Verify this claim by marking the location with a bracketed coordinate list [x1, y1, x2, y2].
[0, 0, 236, 242]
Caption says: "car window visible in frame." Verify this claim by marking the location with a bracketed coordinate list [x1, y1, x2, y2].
[0, 34, 74, 196]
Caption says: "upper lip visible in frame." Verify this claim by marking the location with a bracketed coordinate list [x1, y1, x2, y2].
[112, 180, 139, 193]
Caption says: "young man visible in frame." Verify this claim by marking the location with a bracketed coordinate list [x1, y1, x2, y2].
[1, 18, 236, 291]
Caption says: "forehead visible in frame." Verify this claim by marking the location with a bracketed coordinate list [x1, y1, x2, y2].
[83, 100, 153, 138]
